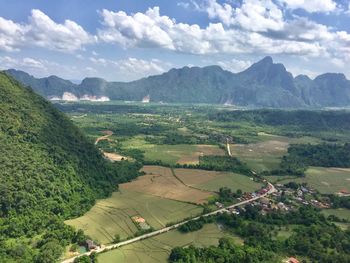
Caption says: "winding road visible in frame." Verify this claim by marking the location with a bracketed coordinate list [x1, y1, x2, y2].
[61, 182, 276, 263]
[61, 142, 276, 263]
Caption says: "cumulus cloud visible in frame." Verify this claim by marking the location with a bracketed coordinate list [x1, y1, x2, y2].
[97, 6, 330, 56]
[0, 17, 27, 51]
[206, 0, 284, 32]
[0, 56, 45, 70]
[89, 56, 168, 81]
[0, 9, 94, 52]
[279, 0, 337, 13]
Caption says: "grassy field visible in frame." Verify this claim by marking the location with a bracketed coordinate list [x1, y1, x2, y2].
[231, 133, 319, 172]
[322, 208, 350, 221]
[97, 223, 242, 263]
[121, 166, 214, 204]
[174, 169, 263, 193]
[65, 189, 202, 244]
[121, 136, 224, 165]
[265, 167, 350, 194]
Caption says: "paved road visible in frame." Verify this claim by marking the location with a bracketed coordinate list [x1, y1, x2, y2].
[61, 182, 276, 263]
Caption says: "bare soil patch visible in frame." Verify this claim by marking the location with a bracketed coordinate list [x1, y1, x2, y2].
[95, 130, 114, 145]
[102, 151, 127, 162]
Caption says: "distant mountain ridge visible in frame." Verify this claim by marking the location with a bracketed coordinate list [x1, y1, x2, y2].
[5, 56, 350, 108]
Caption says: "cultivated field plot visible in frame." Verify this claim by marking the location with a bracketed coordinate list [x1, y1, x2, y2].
[177, 144, 225, 165]
[322, 208, 350, 221]
[97, 223, 242, 263]
[121, 166, 214, 204]
[174, 169, 263, 193]
[231, 133, 319, 172]
[265, 167, 350, 194]
[65, 189, 202, 244]
[121, 136, 224, 165]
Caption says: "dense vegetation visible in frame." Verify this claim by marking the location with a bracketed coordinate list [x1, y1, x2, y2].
[270, 143, 350, 176]
[211, 109, 350, 132]
[7, 56, 350, 107]
[174, 156, 252, 175]
[0, 73, 141, 262]
[170, 206, 350, 263]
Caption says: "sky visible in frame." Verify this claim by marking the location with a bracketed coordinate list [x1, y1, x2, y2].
[0, 0, 350, 82]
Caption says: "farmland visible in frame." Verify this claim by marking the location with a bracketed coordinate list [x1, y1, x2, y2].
[97, 223, 241, 263]
[174, 168, 263, 193]
[65, 163, 265, 246]
[265, 167, 350, 194]
[322, 208, 350, 221]
[120, 136, 224, 165]
[121, 166, 214, 204]
[65, 189, 202, 244]
[56, 103, 350, 263]
[230, 133, 320, 172]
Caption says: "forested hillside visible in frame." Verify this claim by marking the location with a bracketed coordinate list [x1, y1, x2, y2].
[0, 72, 141, 262]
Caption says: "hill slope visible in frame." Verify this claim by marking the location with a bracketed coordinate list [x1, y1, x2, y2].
[0, 72, 140, 262]
[6, 57, 350, 107]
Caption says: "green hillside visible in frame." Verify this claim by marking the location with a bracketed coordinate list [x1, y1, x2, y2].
[6, 56, 350, 108]
[0, 72, 140, 262]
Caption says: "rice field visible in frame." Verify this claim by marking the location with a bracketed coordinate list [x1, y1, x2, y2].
[97, 223, 243, 263]
[121, 166, 214, 204]
[231, 133, 320, 172]
[322, 208, 350, 221]
[265, 167, 350, 194]
[65, 189, 202, 244]
[174, 168, 263, 193]
[121, 136, 224, 165]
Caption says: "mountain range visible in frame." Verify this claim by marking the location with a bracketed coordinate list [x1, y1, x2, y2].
[5, 56, 350, 108]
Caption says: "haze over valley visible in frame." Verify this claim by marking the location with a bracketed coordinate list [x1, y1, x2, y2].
[1, 1, 350, 263]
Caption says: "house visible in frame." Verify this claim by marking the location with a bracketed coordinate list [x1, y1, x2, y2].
[86, 240, 97, 250]
[215, 202, 224, 208]
[286, 257, 299, 263]
[132, 216, 146, 223]
[297, 189, 303, 197]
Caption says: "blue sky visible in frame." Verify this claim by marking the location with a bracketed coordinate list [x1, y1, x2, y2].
[0, 0, 350, 81]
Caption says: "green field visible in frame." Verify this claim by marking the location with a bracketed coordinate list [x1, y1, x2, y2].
[265, 167, 350, 194]
[173, 169, 262, 193]
[97, 223, 242, 263]
[121, 136, 197, 164]
[231, 133, 320, 172]
[121, 136, 224, 165]
[65, 189, 202, 244]
[196, 173, 262, 193]
[322, 208, 350, 221]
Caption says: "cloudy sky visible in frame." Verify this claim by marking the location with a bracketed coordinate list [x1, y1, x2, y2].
[0, 0, 350, 81]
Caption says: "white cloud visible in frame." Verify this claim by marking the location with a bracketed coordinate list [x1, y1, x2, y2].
[27, 9, 95, 52]
[97, 6, 329, 56]
[217, 58, 252, 72]
[0, 17, 27, 51]
[0, 56, 45, 70]
[98, 7, 174, 49]
[0, 9, 94, 52]
[331, 58, 345, 68]
[89, 56, 168, 81]
[279, 0, 337, 13]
